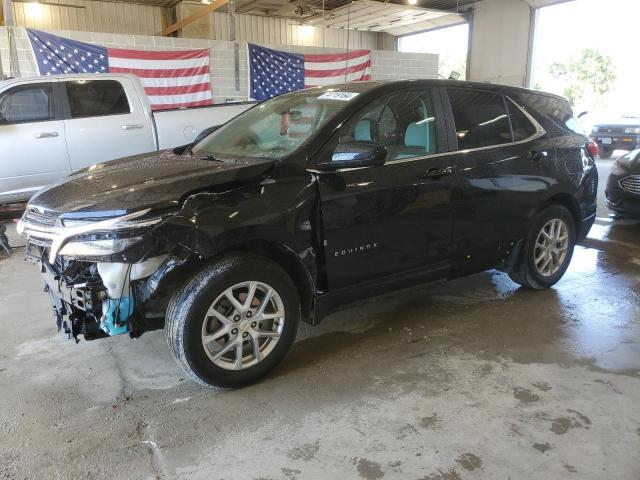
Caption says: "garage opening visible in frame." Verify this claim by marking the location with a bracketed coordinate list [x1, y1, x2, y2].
[530, 0, 638, 129]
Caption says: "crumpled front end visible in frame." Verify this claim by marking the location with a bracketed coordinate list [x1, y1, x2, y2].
[18, 206, 184, 341]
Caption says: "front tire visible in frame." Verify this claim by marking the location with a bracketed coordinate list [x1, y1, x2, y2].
[166, 253, 300, 388]
[509, 205, 576, 290]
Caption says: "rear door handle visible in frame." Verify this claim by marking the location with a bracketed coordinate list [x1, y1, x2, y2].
[34, 132, 59, 139]
[528, 150, 548, 161]
[121, 124, 144, 130]
[423, 165, 455, 179]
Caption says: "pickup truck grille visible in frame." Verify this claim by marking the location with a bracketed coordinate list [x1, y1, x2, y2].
[596, 126, 625, 134]
[620, 175, 640, 195]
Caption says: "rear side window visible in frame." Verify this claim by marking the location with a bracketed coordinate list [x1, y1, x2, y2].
[514, 92, 580, 135]
[448, 89, 511, 150]
[66, 80, 130, 118]
[507, 101, 538, 141]
[564, 116, 585, 134]
[0, 84, 54, 124]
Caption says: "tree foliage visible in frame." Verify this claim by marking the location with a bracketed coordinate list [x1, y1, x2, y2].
[549, 48, 616, 106]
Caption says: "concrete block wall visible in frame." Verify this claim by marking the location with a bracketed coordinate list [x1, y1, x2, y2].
[0, 27, 438, 102]
[0, 27, 9, 77]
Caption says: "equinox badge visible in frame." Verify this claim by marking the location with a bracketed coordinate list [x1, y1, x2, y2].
[334, 243, 379, 257]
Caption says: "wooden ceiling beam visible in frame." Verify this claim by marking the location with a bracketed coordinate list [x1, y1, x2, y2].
[162, 0, 229, 36]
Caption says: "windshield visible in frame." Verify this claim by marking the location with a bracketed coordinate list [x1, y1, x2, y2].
[192, 90, 359, 160]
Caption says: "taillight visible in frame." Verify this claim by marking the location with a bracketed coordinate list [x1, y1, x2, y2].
[586, 141, 599, 159]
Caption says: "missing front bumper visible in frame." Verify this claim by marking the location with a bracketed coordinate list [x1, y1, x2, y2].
[36, 254, 169, 342]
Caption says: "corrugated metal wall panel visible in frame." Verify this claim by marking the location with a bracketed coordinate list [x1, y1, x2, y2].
[225, 13, 378, 50]
[11, 0, 166, 36]
[9, 2, 377, 49]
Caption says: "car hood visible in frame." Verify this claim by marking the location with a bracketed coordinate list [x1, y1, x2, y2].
[619, 152, 640, 174]
[30, 150, 275, 217]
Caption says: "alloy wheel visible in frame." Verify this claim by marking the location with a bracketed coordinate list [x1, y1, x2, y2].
[534, 218, 569, 277]
[201, 281, 285, 370]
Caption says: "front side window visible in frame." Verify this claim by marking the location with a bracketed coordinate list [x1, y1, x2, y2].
[0, 84, 54, 124]
[194, 90, 356, 159]
[332, 89, 437, 163]
[448, 89, 511, 150]
[66, 80, 130, 118]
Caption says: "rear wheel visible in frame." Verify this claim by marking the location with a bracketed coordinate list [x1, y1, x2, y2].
[599, 146, 614, 159]
[165, 254, 300, 388]
[509, 205, 575, 290]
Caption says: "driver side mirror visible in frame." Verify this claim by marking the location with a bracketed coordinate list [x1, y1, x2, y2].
[316, 142, 387, 171]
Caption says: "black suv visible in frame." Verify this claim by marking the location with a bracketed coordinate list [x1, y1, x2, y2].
[19, 80, 598, 388]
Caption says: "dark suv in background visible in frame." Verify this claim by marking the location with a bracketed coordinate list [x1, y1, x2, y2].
[19, 80, 598, 388]
[605, 149, 640, 217]
[591, 115, 640, 158]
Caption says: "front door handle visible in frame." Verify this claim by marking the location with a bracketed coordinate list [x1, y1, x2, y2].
[121, 124, 144, 130]
[528, 150, 548, 161]
[34, 132, 59, 139]
[423, 165, 455, 179]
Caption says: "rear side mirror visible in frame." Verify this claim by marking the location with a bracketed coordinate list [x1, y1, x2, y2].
[317, 142, 387, 171]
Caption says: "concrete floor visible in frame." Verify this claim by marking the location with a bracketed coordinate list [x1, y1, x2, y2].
[1, 161, 639, 480]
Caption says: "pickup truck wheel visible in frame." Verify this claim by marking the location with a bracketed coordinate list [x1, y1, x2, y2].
[508, 205, 575, 290]
[599, 146, 613, 159]
[165, 254, 300, 388]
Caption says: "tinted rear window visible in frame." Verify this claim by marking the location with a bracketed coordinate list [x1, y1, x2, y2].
[564, 116, 585, 134]
[512, 92, 581, 135]
[507, 101, 538, 141]
[66, 80, 130, 118]
[448, 89, 512, 150]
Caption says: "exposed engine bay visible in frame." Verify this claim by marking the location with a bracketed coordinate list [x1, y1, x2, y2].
[28, 241, 180, 342]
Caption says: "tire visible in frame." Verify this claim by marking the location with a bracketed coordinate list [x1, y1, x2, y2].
[165, 253, 300, 388]
[599, 146, 614, 159]
[509, 205, 576, 290]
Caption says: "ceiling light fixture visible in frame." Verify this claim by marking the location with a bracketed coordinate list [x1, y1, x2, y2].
[408, 0, 418, 4]
[25, 1, 44, 19]
[299, 25, 315, 39]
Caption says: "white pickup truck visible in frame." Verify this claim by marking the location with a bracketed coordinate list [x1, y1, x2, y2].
[0, 73, 253, 204]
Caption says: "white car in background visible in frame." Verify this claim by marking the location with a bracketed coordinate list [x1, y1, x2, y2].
[0, 73, 253, 204]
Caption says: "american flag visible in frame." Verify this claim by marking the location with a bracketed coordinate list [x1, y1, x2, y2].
[249, 43, 371, 101]
[27, 29, 213, 110]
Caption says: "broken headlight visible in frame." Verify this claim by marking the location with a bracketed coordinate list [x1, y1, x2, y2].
[58, 237, 143, 258]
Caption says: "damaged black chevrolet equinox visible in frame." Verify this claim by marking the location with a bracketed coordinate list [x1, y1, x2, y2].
[19, 80, 599, 387]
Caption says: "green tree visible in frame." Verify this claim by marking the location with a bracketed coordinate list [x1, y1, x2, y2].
[549, 48, 616, 106]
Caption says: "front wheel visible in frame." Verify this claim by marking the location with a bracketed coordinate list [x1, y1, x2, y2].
[165, 254, 300, 388]
[509, 205, 576, 290]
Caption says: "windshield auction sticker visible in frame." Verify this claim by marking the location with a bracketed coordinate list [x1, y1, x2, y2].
[318, 91, 360, 101]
